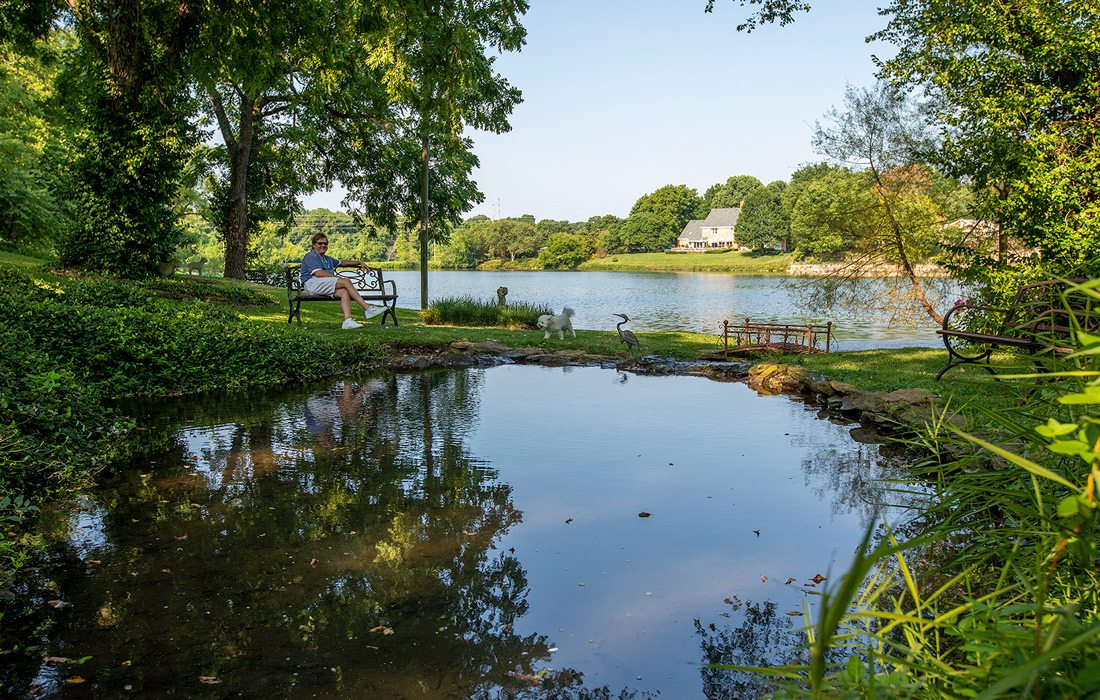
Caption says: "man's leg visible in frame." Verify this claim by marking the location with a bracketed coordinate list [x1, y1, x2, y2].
[335, 286, 353, 318]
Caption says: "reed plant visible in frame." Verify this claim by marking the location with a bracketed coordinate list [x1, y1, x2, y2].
[735, 279, 1100, 698]
[422, 295, 551, 329]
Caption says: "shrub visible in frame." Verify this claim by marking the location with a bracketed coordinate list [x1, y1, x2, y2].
[422, 296, 550, 328]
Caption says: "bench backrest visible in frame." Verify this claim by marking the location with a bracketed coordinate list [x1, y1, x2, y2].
[284, 262, 388, 295]
[1002, 279, 1096, 348]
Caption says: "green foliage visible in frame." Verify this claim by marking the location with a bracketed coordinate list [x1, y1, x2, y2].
[629, 184, 705, 245]
[789, 169, 869, 257]
[619, 211, 673, 253]
[875, 0, 1100, 281]
[422, 295, 549, 329]
[537, 232, 594, 269]
[704, 174, 763, 210]
[52, 0, 198, 279]
[736, 180, 789, 250]
[0, 40, 74, 250]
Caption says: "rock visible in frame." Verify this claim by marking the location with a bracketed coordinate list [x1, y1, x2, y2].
[849, 426, 887, 444]
[746, 362, 807, 393]
[829, 381, 860, 395]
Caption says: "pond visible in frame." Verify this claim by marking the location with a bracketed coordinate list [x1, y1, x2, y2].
[386, 270, 957, 350]
[8, 365, 918, 698]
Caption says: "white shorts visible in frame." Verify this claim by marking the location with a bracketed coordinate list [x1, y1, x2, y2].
[304, 276, 338, 296]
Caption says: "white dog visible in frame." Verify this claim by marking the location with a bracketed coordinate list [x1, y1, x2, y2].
[537, 307, 576, 339]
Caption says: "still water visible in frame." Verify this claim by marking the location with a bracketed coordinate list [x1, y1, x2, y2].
[15, 365, 915, 698]
[386, 270, 954, 350]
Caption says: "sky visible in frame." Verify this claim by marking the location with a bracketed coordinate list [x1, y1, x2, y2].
[303, 0, 893, 223]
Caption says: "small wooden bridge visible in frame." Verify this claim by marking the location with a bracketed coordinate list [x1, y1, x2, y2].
[716, 318, 833, 356]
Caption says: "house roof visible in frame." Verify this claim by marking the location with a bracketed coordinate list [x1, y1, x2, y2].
[702, 207, 741, 228]
[678, 219, 704, 241]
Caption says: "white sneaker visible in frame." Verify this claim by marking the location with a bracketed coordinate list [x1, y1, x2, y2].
[342, 318, 364, 330]
[363, 305, 386, 320]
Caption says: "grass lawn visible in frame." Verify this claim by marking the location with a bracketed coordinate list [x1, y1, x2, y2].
[578, 249, 794, 273]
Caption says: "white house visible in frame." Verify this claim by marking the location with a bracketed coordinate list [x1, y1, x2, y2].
[675, 207, 741, 250]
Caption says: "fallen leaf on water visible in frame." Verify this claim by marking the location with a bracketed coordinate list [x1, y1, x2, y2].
[369, 625, 394, 635]
[46, 600, 69, 609]
[785, 578, 796, 585]
[198, 676, 221, 684]
[507, 671, 541, 686]
[65, 677, 85, 684]
[564, 518, 573, 524]
[190, 503, 202, 508]
[786, 611, 803, 616]
[753, 529, 760, 537]
[810, 574, 826, 584]
[85, 560, 101, 565]
[310, 558, 318, 568]
[638, 512, 651, 518]
[708, 623, 716, 631]
[42, 657, 69, 664]
[508, 547, 515, 553]
[175, 534, 188, 541]
[463, 530, 478, 536]
[760, 575, 768, 583]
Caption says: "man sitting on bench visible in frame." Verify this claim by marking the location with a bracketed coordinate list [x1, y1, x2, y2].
[300, 234, 386, 330]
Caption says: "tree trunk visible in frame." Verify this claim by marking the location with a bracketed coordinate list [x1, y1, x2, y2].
[222, 97, 257, 279]
[420, 133, 429, 309]
[874, 172, 943, 325]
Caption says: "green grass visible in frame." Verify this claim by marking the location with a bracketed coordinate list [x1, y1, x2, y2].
[579, 249, 794, 273]
[422, 295, 551, 327]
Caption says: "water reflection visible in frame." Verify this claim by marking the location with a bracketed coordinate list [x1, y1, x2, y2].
[10, 366, 918, 698]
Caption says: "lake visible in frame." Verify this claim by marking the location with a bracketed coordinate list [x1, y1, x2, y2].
[385, 270, 957, 350]
[8, 365, 922, 698]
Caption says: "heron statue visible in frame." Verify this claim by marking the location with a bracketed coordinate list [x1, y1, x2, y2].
[613, 313, 640, 355]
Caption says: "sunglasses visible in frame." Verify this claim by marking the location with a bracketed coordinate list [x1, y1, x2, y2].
[315, 241, 329, 246]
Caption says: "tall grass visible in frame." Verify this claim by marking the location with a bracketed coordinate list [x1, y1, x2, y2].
[422, 295, 551, 329]
[740, 278, 1100, 698]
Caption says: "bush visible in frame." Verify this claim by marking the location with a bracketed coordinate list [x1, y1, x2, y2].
[422, 296, 550, 328]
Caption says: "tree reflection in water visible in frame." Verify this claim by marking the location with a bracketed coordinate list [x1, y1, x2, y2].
[19, 371, 638, 698]
[692, 595, 801, 698]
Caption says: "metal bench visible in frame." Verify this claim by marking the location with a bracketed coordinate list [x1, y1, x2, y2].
[285, 263, 399, 326]
[935, 279, 1092, 380]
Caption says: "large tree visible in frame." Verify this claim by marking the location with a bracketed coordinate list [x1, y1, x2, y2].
[873, 0, 1100, 279]
[629, 184, 704, 244]
[736, 180, 789, 250]
[193, 0, 393, 279]
[704, 174, 763, 210]
[812, 82, 945, 323]
[44, 0, 201, 277]
[344, 0, 527, 305]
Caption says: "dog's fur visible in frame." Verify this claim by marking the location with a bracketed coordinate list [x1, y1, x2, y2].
[537, 307, 576, 339]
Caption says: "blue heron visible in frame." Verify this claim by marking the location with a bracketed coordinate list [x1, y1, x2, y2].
[613, 314, 640, 355]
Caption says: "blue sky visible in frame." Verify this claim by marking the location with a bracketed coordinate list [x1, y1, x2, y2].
[305, 1, 892, 222]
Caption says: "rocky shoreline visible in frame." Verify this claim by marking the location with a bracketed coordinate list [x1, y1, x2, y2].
[385, 340, 962, 445]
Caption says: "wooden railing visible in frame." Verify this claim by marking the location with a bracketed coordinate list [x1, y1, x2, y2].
[721, 318, 833, 355]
